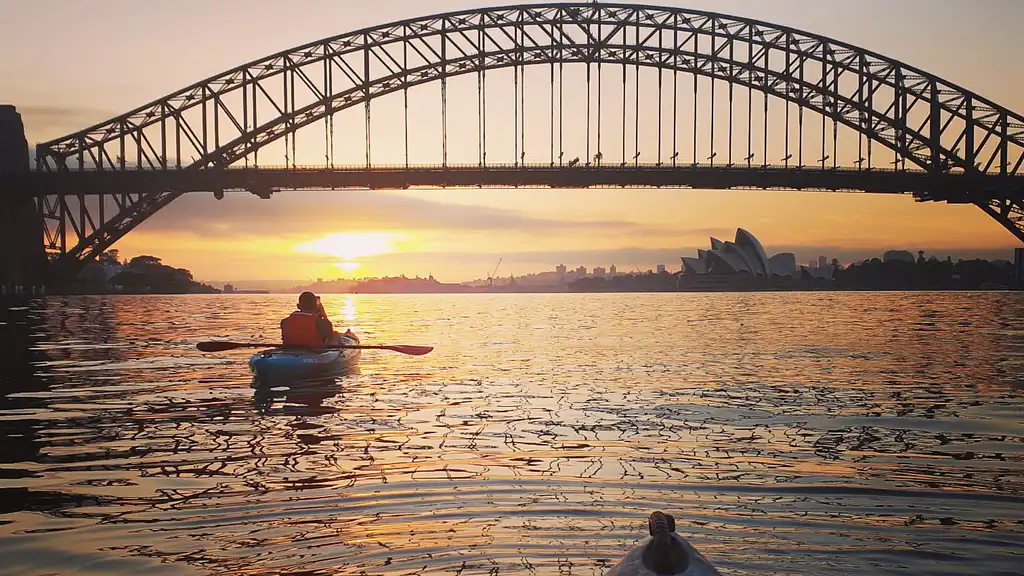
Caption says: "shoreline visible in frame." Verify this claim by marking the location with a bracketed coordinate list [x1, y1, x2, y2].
[13, 286, 1020, 297]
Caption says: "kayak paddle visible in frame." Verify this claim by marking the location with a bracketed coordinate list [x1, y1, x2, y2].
[196, 341, 434, 356]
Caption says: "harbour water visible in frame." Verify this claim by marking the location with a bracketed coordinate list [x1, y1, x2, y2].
[0, 293, 1022, 575]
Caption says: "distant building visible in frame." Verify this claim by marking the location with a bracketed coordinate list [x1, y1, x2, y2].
[681, 256, 707, 275]
[576, 266, 587, 277]
[768, 253, 797, 277]
[594, 267, 607, 277]
[808, 260, 816, 269]
[101, 263, 124, 281]
[224, 284, 235, 293]
[801, 265, 834, 281]
[883, 250, 915, 263]
[656, 264, 667, 274]
[681, 229, 808, 279]
[609, 265, 617, 276]
[556, 264, 567, 275]
[818, 256, 827, 269]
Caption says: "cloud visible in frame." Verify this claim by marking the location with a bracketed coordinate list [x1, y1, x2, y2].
[138, 190, 692, 238]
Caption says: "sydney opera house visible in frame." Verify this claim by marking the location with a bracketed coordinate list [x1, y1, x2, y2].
[681, 229, 832, 280]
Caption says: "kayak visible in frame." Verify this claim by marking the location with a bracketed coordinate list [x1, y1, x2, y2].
[605, 512, 722, 576]
[249, 331, 361, 383]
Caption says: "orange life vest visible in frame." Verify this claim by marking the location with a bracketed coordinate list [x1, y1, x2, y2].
[281, 311, 327, 348]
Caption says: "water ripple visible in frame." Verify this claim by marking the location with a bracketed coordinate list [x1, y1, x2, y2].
[0, 293, 1022, 575]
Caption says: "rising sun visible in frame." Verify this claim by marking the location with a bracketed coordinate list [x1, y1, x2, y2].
[294, 232, 407, 275]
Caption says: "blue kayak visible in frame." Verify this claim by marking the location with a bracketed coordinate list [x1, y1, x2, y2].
[249, 332, 361, 383]
[605, 512, 722, 576]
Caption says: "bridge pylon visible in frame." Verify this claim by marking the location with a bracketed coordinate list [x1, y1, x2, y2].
[0, 105, 47, 293]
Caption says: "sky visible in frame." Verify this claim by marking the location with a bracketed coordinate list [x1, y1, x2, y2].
[2, 0, 1023, 284]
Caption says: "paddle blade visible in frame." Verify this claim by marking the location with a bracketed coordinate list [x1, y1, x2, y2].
[197, 341, 432, 355]
[197, 341, 248, 353]
[383, 345, 434, 356]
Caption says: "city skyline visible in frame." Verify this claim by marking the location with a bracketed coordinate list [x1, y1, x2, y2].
[196, 244, 1014, 290]
[4, 0, 1023, 282]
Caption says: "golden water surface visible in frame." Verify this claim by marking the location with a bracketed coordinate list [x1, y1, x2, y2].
[0, 293, 1022, 575]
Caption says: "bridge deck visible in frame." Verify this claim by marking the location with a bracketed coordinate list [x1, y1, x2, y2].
[5, 164, 1021, 202]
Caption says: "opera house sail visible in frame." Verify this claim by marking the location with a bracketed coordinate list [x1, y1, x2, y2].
[680, 229, 828, 280]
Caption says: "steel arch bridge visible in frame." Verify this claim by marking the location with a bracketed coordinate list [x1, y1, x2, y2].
[11, 2, 1024, 279]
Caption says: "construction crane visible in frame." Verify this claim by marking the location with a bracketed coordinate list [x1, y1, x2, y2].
[487, 257, 503, 289]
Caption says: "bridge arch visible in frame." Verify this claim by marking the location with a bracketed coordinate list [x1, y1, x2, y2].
[31, 3, 1024, 269]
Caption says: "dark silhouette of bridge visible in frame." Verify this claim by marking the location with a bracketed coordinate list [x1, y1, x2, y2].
[2, 3, 1023, 284]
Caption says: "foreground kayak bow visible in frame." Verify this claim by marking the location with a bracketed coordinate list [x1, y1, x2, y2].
[605, 512, 723, 576]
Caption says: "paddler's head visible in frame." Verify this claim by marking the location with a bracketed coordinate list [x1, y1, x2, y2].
[297, 291, 319, 312]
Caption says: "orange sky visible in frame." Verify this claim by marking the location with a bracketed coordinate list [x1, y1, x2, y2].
[3, 0, 1022, 283]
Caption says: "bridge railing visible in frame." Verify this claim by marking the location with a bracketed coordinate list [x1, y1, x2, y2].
[36, 161, 986, 176]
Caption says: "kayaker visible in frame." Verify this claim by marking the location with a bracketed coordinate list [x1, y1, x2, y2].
[281, 292, 335, 347]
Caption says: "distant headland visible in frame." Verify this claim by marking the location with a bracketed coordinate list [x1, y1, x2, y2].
[64, 251, 220, 295]
[290, 275, 475, 294]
